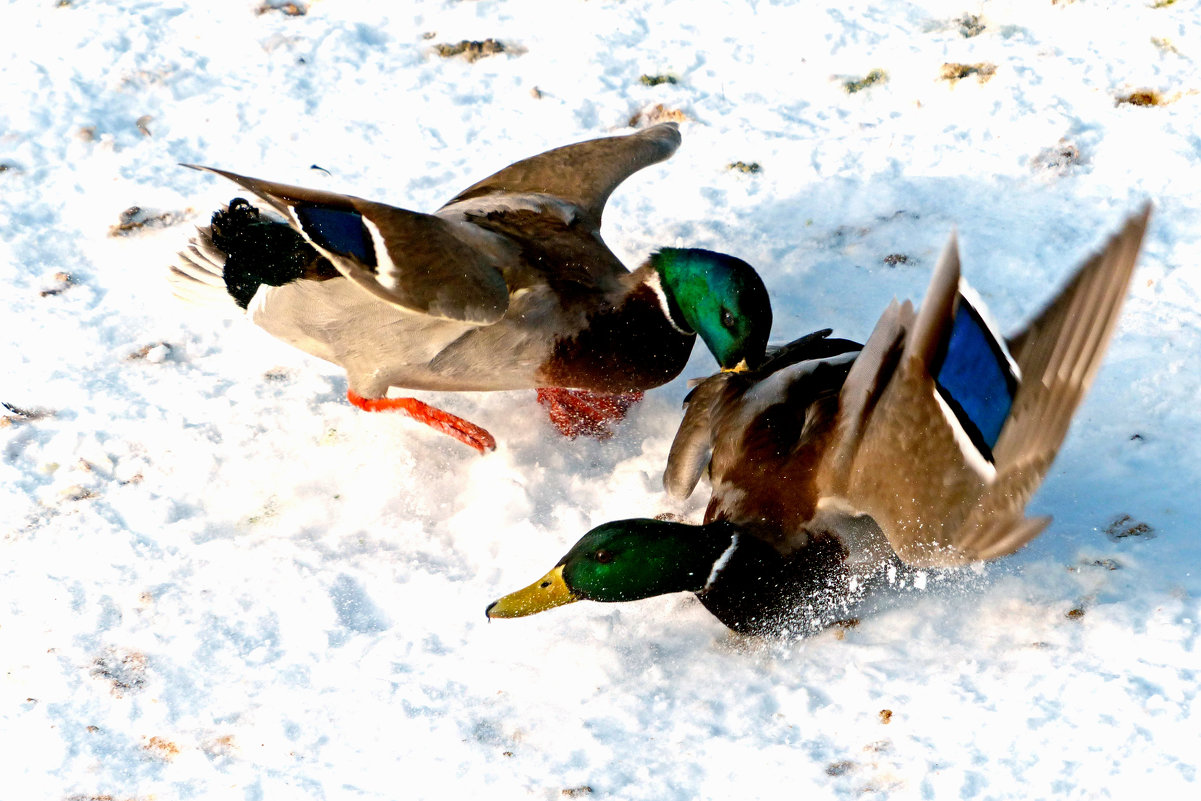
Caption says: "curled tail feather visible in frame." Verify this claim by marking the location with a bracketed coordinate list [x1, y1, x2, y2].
[168, 198, 336, 311]
[169, 224, 239, 309]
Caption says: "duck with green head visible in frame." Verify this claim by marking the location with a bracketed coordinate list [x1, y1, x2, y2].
[170, 123, 771, 453]
[488, 208, 1151, 636]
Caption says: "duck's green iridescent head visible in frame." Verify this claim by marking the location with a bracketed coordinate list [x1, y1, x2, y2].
[486, 519, 738, 619]
[651, 248, 772, 371]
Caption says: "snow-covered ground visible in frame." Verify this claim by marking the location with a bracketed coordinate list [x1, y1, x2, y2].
[3, 0, 1199, 798]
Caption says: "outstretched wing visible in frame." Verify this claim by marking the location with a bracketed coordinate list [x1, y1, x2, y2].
[826, 207, 1150, 567]
[440, 123, 682, 227]
[184, 165, 511, 324]
[953, 204, 1152, 558]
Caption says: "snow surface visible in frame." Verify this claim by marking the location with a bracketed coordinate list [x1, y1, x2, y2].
[3, 0, 1200, 798]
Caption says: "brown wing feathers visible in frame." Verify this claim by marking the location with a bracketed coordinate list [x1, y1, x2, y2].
[182, 164, 511, 323]
[686, 208, 1150, 571]
[996, 206, 1150, 469]
[442, 123, 682, 225]
[949, 205, 1151, 560]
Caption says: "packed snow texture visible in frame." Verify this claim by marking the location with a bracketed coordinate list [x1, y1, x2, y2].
[2, 0, 1199, 799]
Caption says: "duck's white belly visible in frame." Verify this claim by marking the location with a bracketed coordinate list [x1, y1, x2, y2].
[248, 278, 568, 395]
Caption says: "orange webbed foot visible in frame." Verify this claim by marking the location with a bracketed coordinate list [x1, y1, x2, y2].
[535, 388, 644, 439]
[347, 391, 496, 454]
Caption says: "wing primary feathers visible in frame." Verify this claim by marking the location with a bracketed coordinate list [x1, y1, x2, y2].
[993, 205, 1150, 467]
[441, 123, 682, 225]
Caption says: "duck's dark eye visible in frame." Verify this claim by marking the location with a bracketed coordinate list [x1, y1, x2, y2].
[720, 309, 736, 329]
[594, 549, 613, 564]
[539, 581, 551, 588]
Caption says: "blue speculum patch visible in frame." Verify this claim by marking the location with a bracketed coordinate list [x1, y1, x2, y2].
[295, 205, 376, 266]
[934, 299, 1017, 458]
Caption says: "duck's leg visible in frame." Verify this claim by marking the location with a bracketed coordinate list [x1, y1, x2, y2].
[536, 388, 644, 439]
[347, 390, 496, 454]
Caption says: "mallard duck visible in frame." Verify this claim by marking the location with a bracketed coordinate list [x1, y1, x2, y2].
[487, 207, 1150, 635]
[170, 123, 772, 453]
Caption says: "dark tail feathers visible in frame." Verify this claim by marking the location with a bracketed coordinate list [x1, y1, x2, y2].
[210, 198, 337, 308]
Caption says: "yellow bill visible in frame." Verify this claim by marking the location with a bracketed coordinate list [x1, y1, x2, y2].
[721, 358, 750, 373]
[486, 564, 579, 619]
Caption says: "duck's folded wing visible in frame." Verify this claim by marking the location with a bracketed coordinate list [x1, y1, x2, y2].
[184, 165, 510, 324]
[440, 123, 682, 226]
[826, 207, 1150, 568]
[664, 373, 730, 500]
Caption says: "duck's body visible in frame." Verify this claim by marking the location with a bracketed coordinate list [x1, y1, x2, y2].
[239, 246, 693, 395]
[171, 124, 771, 452]
[488, 207, 1151, 635]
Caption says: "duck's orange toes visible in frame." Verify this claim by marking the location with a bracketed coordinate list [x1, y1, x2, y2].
[536, 388, 645, 439]
[347, 390, 496, 454]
